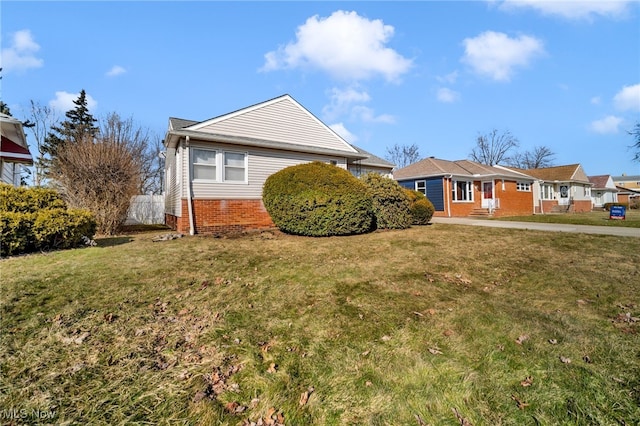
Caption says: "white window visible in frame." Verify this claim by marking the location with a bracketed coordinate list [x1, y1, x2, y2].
[541, 184, 554, 200]
[223, 151, 247, 182]
[452, 180, 473, 201]
[416, 180, 426, 196]
[192, 148, 217, 180]
[516, 182, 531, 192]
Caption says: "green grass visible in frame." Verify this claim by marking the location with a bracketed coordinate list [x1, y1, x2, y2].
[1, 225, 639, 425]
[494, 209, 640, 228]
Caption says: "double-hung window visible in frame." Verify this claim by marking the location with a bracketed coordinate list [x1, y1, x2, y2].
[452, 180, 473, 201]
[191, 148, 247, 183]
[223, 152, 247, 182]
[192, 148, 217, 180]
[541, 184, 553, 200]
[416, 180, 426, 196]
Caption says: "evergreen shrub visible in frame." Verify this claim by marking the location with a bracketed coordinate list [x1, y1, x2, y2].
[403, 189, 435, 225]
[359, 172, 412, 229]
[262, 162, 373, 236]
[0, 184, 96, 256]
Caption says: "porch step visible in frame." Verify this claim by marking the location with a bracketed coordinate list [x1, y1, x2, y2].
[469, 208, 492, 217]
[550, 204, 574, 213]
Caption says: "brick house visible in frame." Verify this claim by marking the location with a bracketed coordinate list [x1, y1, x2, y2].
[163, 94, 393, 235]
[505, 164, 593, 213]
[393, 157, 536, 217]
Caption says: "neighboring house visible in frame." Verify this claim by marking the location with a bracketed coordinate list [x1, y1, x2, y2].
[588, 175, 618, 208]
[393, 157, 536, 218]
[163, 94, 393, 235]
[507, 164, 593, 213]
[349, 145, 395, 178]
[0, 113, 33, 186]
[616, 185, 640, 206]
[612, 174, 640, 192]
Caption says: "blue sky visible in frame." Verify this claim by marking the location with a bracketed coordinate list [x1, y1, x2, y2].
[2, 1, 639, 176]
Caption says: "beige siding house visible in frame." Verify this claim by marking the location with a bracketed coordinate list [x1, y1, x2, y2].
[163, 95, 394, 235]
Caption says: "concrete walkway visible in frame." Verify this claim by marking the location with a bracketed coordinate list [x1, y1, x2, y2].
[430, 217, 640, 238]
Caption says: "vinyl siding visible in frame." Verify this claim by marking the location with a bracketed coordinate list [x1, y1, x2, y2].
[195, 98, 356, 154]
[164, 147, 181, 216]
[184, 141, 348, 200]
[1, 161, 17, 185]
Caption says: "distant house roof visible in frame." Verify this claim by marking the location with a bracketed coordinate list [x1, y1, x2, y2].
[393, 157, 533, 180]
[588, 175, 616, 191]
[613, 175, 640, 182]
[513, 164, 590, 183]
[350, 144, 395, 169]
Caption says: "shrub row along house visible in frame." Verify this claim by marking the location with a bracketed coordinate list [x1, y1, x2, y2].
[162, 95, 628, 235]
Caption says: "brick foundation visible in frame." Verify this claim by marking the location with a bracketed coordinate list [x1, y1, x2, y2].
[166, 199, 275, 235]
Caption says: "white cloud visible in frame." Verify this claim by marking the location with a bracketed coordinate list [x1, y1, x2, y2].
[494, 0, 631, 20]
[589, 115, 623, 134]
[106, 65, 126, 77]
[437, 87, 461, 103]
[0, 29, 43, 74]
[261, 10, 412, 82]
[590, 96, 601, 105]
[461, 31, 545, 81]
[49, 91, 98, 113]
[613, 83, 640, 112]
[351, 105, 396, 124]
[329, 122, 358, 143]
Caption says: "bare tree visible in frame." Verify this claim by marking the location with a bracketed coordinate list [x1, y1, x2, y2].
[27, 100, 59, 186]
[385, 143, 421, 169]
[99, 112, 163, 194]
[630, 122, 640, 163]
[508, 145, 555, 169]
[469, 129, 519, 166]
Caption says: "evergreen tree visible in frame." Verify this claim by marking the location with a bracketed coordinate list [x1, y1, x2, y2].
[42, 90, 98, 166]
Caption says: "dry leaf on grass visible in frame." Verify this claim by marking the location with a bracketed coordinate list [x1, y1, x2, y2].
[428, 347, 443, 355]
[520, 376, 533, 387]
[511, 394, 529, 410]
[560, 356, 571, 364]
[299, 386, 315, 406]
[515, 334, 529, 345]
[548, 339, 558, 345]
[267, 363, 277, 373]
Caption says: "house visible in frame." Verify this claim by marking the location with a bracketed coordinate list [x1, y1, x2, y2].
[0, 113, 33, 186]
[588, 175, 618, 208]
[612, 174, 640, 191]
[393, 157, 536, 217]
[163, 94, 394, 235]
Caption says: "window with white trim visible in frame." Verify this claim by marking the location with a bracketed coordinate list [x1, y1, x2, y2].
[192, 148, 217, 180]
[541, 184, 554, 200]
[452, 180, 473, 201]
[223, 151, 247, 182]
[516, 182, 531, 192]
[416, 180, 426, 196]
[191, 148, 247, 183]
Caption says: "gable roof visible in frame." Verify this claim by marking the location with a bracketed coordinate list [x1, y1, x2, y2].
[393, 157, 533, 180]
[164, 95, 366, 160]
[519, 164, 590, 183]
[588, 175, 616, 190]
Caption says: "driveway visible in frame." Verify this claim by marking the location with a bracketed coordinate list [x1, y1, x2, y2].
[430, 217, 640, 238]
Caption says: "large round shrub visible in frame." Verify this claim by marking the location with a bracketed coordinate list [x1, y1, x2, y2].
[403, 189, 435, 225]
[263, 162, 373, 236]
[359, 172, 412, 229]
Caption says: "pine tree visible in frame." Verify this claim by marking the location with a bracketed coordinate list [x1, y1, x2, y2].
[42, 90, 98, 167]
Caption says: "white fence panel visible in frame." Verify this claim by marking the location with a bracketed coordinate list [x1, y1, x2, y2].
[126, 195, 165, 225]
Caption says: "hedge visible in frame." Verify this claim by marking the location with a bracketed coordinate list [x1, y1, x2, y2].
[263, 162, 374, 236]
[403, 189, 435, 225]
[359, 172, 412, 229]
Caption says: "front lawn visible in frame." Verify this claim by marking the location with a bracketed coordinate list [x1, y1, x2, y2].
[495, 209, 640, 228]
[1, 225, 639, 424]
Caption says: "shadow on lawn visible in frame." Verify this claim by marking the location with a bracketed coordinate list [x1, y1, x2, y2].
[95, 236, 134, 248]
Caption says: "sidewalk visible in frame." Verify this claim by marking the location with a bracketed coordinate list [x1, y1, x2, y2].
[430, 217, 640, 238]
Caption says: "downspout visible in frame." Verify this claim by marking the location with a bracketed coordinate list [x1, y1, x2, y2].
[445, 174, 452, 217]
[184, 136, 195, 235]
[538, 180, 544, 215]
